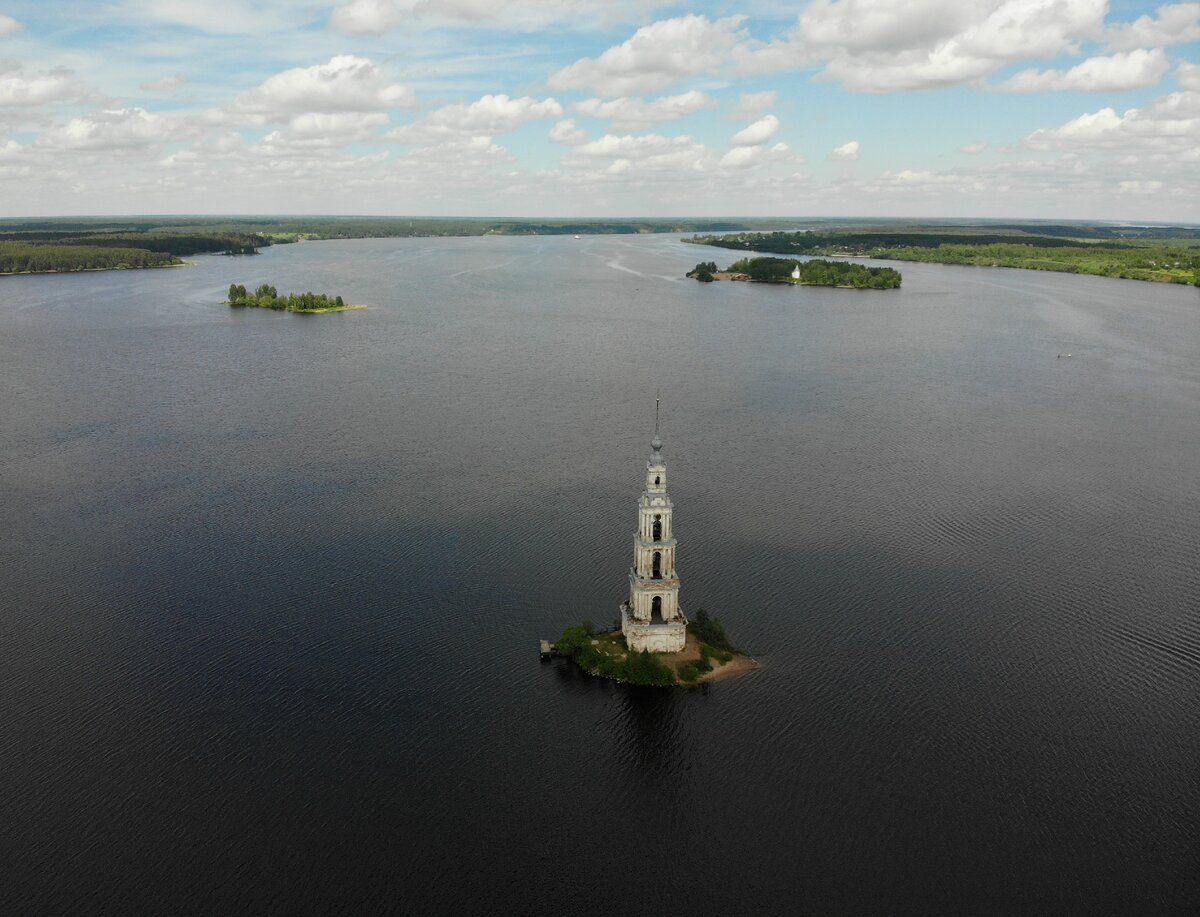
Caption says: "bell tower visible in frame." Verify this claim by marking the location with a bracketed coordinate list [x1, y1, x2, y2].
[621, 400, 687, 653]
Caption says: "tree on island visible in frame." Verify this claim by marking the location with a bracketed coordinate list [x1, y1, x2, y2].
[687, 261, 719, 282]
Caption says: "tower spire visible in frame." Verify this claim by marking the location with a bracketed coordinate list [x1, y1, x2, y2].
[655, 394, 660, 437]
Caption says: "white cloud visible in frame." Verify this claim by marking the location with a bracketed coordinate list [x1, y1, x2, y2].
[548, 118, 587, 145]
[37, 107, 188, 151]
[730, 114, 779, 147]
[387, 94, 561, 143]
[1025, 87, 1200, 155]
[572, 132, 701, 160]
[745, 0, 1110, 92]
[961, 141, 987, 153]
[572, 91, 716, 132]
[1025, 106, 1127, 148]
[720, 141, 792, 169]
[997, 48, 1169, 92]
[1178, 62, 1200, 91]
[330, 0, 662, 33]
[285, 111, 389, 141]
[0, 13, 23, 36]
[549, 15, 749, 96]
[828, 139, 860, 160]
[1105, 3, 1200, 51]
[1118, 179, 1164, 193]
[731, 90, 777, 119]
[233, 56, 414, 118]
[141, 74, 186, 93]
[0, 62, 89, 109]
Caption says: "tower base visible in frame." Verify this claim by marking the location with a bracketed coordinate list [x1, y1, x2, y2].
[621, 605, 687, 654]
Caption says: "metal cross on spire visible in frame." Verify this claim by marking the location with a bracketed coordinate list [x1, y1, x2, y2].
[655, 392, 660, 437]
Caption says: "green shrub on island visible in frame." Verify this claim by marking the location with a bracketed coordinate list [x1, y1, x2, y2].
[555, 624, 676, 686]
[687, 261, 718, 282]
[227, 283, 348, 313]
[678, 662, 700, 682]
[690, 608, 738, 654]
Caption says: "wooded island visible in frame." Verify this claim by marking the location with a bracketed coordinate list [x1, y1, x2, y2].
[689, 256, 902, 289]
[227, 284, 363, 313]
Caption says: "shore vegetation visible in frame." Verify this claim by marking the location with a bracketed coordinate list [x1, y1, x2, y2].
[553, 612, 754, 687]
[686, 230, 1200, 286]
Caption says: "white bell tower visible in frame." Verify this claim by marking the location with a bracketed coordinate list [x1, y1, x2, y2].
[621, 400, 687, 653]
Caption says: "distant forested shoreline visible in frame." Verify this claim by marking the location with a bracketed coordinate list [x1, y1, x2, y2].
[686, 229, 1200, 286]
[4, 216, 1199, 281]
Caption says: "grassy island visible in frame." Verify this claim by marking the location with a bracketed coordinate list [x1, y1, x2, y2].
[226, 283, 364, 314]
[689, 256, 901, 289]
[552, 609, 757, 687]
[687, 229, 1200, 286]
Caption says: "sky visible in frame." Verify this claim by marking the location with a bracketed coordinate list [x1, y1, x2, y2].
[0, 0, 1198, 220]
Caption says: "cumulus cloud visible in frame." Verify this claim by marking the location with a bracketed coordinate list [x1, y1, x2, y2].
[997, 48, 1169, 92]
[37, 107, 188, 151]
[961, 141, 987, 153]
[387, 94, 561, 143]
[548, 118, 587, 145]
[720, 141, 792, 169]
[730, 114, 779, 147]
[1025, 87, 1200, 155]
[551, 2, 1122, 97]
[1105, 3, 1200, 51]
[232, 56, 414, 118]
[738, 0, 1110, 92]
[0, 13, 22, 36]
[828, 139, 860, 160]
[283, 111, 388, 143]
[572, 91, 716, 132]
[549, 15, 749, 96]
[0, 62, 89, 109]
[140, 74, 186, 93]
[572, 132, 700, 160]
[1177, 61, 1200, 91]
[731, 90, 777, 119]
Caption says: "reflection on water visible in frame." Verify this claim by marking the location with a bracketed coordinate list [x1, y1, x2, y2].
[1, 235, 1198, 915]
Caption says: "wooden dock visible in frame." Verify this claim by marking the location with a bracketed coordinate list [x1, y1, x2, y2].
[539, 640, 559, 659]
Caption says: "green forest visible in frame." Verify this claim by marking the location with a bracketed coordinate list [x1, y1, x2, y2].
[687, 230, 1200, 286]
[0, 241, 181, 273]
[227, 283, 352, 313]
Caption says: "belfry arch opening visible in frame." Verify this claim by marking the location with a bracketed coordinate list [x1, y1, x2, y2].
[652, 551, 662, 579]
[654, 475, 660, 485]
[651, 595, 663, 623]
[652, 515, 662, 541]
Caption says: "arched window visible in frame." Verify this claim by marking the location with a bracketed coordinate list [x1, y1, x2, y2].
[652, 551, 662, 578]
[651, 595, 662, 621]
[654, 475, 660, 485]
[652, 515, 662, 541]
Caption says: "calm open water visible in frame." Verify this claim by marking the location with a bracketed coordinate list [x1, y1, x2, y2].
[1, 235, 1198, 915]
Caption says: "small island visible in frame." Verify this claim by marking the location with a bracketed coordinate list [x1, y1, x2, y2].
[552, 609, 757, 687]
[688, 256, 901, 289]
[226, 283, 366, 314]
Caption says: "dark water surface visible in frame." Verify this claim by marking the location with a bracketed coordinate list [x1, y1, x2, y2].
[2, 236, 1198, 915]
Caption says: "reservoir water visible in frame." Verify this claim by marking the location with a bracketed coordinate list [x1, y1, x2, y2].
[1, 235, 1197, 914]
